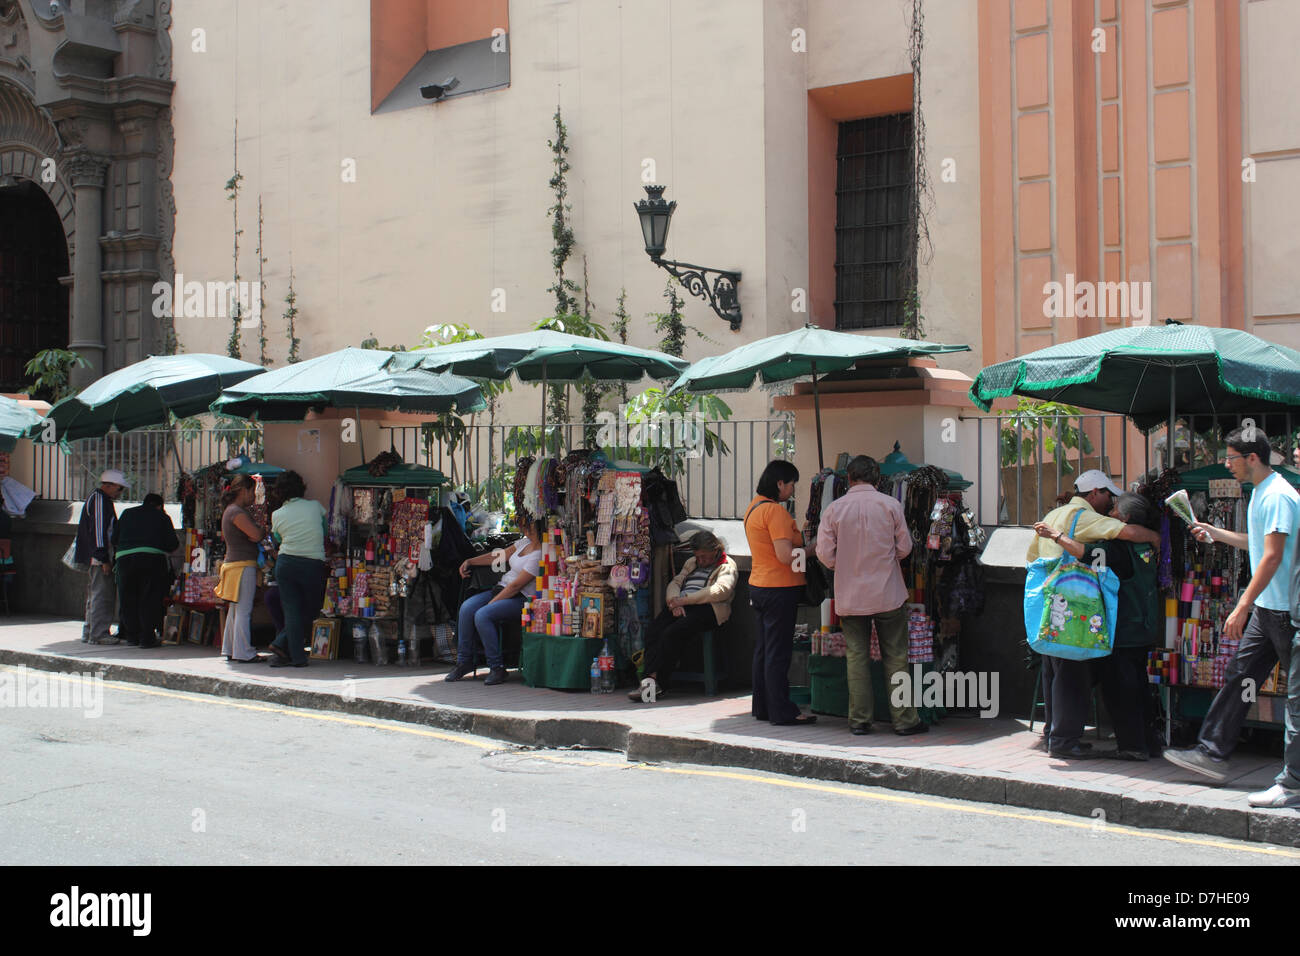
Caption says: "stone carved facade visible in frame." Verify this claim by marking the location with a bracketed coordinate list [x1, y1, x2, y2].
[0, 0, 173, 388]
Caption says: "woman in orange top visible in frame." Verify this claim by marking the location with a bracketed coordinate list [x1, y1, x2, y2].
[743, 460, 815, 725]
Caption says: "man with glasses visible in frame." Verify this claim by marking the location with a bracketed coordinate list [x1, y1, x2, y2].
[1164, 427, 1299, 797]
[1028, 469, 1160, 758]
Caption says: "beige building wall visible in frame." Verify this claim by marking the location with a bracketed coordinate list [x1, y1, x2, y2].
[169, 0, 788, 427]
[1242, 0, 1300, 346]
[805, 0, 985, 379]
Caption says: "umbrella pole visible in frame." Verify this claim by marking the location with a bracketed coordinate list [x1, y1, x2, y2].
[357, 406, 366, 466]
[540, 361, 548, 452]
[169, 424, 184, 478]
[810, 359, 825, 471]
[1168, 375, 1175, 470]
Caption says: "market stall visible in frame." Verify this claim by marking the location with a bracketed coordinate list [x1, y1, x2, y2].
[970, 323, 1300, 742]
[509, 451, 684, 692]
[317, 460, 457, 665]
[797, 445, 985, 722]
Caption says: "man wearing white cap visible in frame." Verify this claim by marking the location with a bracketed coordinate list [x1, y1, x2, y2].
[75, 469, 129, 644]
[1028, 468, 1160, 758]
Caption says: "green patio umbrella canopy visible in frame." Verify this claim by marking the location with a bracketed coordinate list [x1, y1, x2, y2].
[402, 329, 689, 384]
[31, 353, 265, 442]
[210, 348, 486, 422]
[0, 396, 43, 452]
[401, 329, 689, 428]
[969, 325, 1300, 462]
[666, 324, 972, 468]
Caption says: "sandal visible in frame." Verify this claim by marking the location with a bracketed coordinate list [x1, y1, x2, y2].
[773, 715, 817, 726]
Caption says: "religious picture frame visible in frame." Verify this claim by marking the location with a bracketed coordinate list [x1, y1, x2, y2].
[310, 618, 340, 660]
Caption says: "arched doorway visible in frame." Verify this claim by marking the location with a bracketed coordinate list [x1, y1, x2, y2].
[0, 177, 68, 395]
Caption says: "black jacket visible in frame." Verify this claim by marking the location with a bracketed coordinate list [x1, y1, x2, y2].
[74, 487, 117, 565]
[111, 505, 180, 556]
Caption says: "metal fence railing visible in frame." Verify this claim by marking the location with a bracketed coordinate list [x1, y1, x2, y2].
[380, 418, 794, 520]
[27, 427, 264, 503]
[961, 411, 1300, 528]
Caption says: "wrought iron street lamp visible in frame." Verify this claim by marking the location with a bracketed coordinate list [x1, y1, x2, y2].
[634, 184, 742, 331]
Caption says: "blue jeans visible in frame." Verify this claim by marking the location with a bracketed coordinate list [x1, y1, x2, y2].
[457, 590, 524, 670]
[1197, 607, 1292, 760]
[1279, 630, 1300, 788]
[271, 555, 326, 665]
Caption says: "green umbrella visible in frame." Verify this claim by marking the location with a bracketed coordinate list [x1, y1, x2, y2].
[0, 396, 42, 452]
[401, 329, 689, 428]
[32, 353, 265, 443]
[969, 323, 1300, 467]
[666, 323, 971, 468]
[210, 348, 486, 421]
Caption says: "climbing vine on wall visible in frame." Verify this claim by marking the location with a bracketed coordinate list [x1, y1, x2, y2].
[901, 0, 934, 341]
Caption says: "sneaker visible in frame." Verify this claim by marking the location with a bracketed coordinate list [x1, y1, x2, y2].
[1162, 747, 1228, 783]
[483, 667, 507, 686]
[628, 677, 661, 702]
[1247, 783, 1300, 809]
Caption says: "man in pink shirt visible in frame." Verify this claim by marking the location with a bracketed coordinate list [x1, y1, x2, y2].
[815, 455, 924, 736]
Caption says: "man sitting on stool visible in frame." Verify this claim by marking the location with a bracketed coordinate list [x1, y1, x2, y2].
[630, 531, 736, 702]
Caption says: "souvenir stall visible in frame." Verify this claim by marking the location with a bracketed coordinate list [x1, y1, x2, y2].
[512, 451, 674, 691]
[168, 457, 284, 648]
[1149, 464, 1294, 741]
[318, 457, 452, 665]
[800, 444, 985, 721]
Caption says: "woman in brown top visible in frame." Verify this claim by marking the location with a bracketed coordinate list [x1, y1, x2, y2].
[220, 475, 265, 662]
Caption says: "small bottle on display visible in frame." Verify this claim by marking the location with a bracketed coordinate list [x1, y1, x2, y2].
[599, 641, 615, 694]
[590, 658, 601, 694]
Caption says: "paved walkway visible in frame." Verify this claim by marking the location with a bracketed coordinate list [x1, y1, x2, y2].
[2, 615, 1296, 847]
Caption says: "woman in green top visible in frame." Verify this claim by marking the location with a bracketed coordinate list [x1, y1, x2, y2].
[1047, 492, 1161, 760]
[268, 471, 327, 667]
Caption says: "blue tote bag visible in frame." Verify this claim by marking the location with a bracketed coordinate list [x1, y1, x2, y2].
[1023, 510, 1120, 661]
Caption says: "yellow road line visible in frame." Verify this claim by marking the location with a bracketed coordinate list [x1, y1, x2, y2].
[627, 763, 1300, 858]
[2, 665, 494, 750]
[13, 665, 1297, 857]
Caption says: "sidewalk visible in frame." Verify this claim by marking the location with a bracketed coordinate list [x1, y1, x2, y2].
[2, 615, 1296, 847]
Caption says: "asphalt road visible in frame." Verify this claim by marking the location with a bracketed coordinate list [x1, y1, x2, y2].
[0, 667, 1295, 866]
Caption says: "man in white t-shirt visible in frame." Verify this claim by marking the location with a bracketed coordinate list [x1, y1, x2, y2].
[1164, 427, 1299, 799]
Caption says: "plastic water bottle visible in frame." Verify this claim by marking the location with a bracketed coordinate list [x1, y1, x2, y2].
[397, 639, 408, 668]
[590, 658, 601, 694]
[599, 641, 615, 694]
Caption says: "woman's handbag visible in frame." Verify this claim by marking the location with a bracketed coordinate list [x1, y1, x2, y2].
[744, 500, 827, 607]
[1023, 510, 1120, 660]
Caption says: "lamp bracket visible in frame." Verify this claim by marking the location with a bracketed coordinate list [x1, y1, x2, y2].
[650, 257, 742, 331]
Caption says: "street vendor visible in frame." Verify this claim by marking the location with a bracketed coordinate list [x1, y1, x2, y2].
[629, 530, 737, 703]
[444, 517, 544, 686]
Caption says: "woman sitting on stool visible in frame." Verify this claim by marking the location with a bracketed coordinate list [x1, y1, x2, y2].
[630, 531, 737, 702]
[445, 517, 544, 686]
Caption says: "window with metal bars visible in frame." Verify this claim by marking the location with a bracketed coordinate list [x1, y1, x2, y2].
[834, 113, 915, 330]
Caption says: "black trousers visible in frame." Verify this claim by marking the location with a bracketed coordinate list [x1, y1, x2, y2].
[1096, 646, 1156, 754]
[1041, 655, 1092, 751]
[116, 553, 169, 647]
[642, 604, 716, 690]
[748, 585, 803, 724]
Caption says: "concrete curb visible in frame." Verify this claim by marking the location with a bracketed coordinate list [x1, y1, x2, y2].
[5, 648, 1297, 848]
